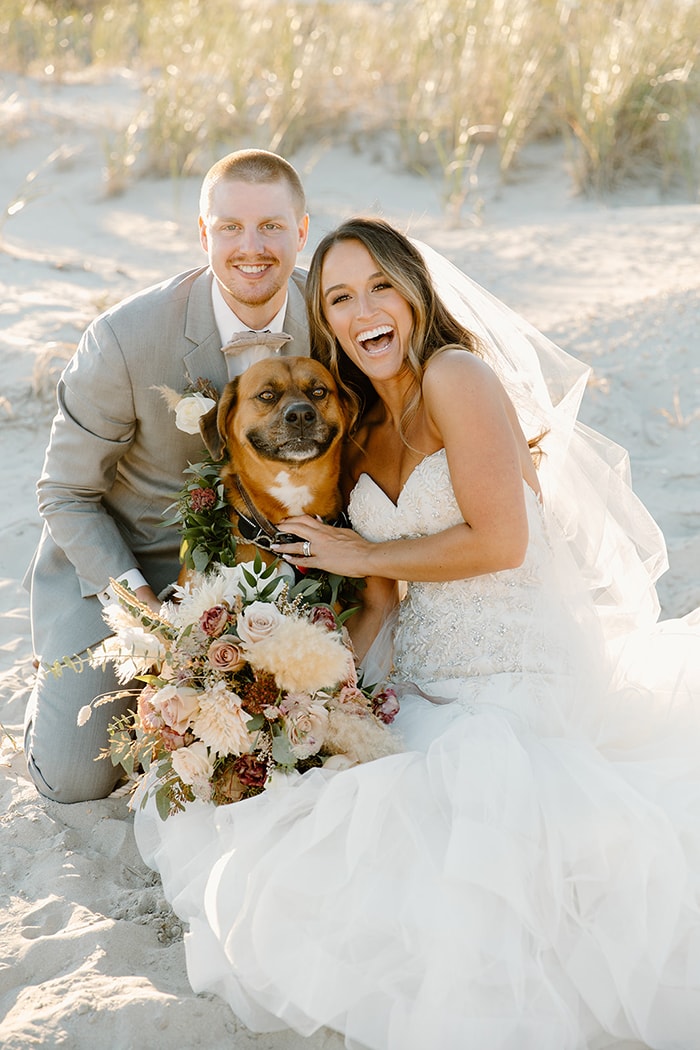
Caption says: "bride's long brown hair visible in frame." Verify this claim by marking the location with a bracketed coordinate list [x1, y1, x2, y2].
[306, 217, 481, 439]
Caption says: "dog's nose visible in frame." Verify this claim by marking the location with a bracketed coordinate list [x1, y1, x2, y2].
[283, 401, 318, 427]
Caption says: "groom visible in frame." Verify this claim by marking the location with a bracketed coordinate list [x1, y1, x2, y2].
[24, 148, 311, 803]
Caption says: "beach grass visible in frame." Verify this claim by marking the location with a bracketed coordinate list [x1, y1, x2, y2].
[1, 0, 698, 206]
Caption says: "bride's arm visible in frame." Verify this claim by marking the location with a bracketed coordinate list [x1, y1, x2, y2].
[275, 354, 530, 583]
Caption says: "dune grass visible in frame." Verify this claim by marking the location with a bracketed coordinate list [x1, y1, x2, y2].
[1, 0, 698, 208]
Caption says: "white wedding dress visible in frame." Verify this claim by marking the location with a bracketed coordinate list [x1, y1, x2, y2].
[135, 448, 700, 1050]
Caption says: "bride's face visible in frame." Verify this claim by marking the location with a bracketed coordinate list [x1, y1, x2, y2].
[320, 239, 414, 383]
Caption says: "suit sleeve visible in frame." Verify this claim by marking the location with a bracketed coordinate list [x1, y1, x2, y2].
[36, 317, 143, 596]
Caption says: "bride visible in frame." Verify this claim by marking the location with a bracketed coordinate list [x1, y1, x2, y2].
[135, 218, 700, 1050]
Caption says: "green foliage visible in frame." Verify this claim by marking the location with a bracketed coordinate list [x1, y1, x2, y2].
[165, 458, 363, 611]
[288, 570, 363, 620]
[270, 723, 298, 768]
[163, 458, 239, 573]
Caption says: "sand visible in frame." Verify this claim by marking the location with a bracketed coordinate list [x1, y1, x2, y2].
[1, 71, 698, 1048]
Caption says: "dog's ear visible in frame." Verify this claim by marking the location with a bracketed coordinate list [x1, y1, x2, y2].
[333, 382, 354, 437]
[199, 379, 239, 461]
[199, 403, 223, 460]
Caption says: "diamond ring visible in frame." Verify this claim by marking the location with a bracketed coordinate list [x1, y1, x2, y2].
[302, 540, 312, 558]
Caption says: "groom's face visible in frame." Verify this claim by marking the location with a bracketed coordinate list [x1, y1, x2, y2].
[200, 178, 309, 328]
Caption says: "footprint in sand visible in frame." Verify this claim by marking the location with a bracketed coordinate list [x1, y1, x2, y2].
[20, 897, 66, 939]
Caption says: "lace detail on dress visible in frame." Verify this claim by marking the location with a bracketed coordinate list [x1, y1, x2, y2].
[349, 449, 572, 683]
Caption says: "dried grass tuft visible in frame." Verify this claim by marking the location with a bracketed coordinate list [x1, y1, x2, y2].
[2, 0, 698, 208]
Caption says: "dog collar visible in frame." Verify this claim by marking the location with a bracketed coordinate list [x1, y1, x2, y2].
[231, 474, 348, 554]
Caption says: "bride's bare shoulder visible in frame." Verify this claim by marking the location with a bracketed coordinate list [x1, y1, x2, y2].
[422, 347, 502, 402]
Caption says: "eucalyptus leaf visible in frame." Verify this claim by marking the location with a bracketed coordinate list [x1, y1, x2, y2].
[271, 728, 297, 767]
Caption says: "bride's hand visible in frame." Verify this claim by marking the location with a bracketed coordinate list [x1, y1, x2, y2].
[271, 515, 371, 578]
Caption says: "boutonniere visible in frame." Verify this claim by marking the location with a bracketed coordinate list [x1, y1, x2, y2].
[154, 377, 218, 435]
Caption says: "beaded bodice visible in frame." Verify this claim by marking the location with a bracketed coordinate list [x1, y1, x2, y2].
[348, 449, 563, 684]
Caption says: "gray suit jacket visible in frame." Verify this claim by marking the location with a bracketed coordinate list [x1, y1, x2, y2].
[26, 265, 309, 662]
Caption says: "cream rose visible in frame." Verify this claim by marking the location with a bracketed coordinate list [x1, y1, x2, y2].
[170, 741, 214, 785]
[237, 601, 285, 645]
[323, 754, 356, 771]
[174, 392, 217, 435]
[151, 684, 201, 735]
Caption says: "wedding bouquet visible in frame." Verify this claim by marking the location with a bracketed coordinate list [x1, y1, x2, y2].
[81, 558, 400, 820]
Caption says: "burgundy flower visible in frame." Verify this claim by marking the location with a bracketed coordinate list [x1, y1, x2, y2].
[233, 753, 268, 789]
[189, 487, 217, 513]
[372, 688, 400, 725]
[309, 604, 338, 633]
[199, 604, 229, 637]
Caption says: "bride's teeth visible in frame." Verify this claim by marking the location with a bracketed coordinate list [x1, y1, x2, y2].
[358, 325, 393, 344]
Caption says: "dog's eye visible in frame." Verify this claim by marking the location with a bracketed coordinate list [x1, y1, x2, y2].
[257, 390, 277, 402]
[310, 386, 327, 399]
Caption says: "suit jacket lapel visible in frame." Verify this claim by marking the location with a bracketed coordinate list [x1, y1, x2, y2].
[183, 269, 230, 393]
[283, 269, 310, 355]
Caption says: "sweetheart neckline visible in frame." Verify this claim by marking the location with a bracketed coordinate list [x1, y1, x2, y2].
[353, 448, 543, 512]
[354, 448, 447, 509]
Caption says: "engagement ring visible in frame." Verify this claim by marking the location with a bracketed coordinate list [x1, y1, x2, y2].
[302, 540, 312, 558]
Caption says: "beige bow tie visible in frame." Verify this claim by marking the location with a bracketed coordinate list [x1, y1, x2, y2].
[220, 331, 292, 356]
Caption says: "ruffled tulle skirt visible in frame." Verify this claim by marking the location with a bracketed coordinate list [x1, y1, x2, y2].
[134, 614, 700, 1050]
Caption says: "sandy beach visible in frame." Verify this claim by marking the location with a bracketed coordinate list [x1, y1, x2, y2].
[1, 71, 698, 1048]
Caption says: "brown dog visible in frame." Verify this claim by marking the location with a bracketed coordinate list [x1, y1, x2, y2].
[197, 356, 348, 565]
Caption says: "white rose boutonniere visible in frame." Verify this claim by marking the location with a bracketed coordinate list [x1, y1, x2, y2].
[153, 378, 219, 435]
[174, 391, 217, 434]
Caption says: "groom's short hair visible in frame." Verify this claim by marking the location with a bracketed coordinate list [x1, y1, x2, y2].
[199, 148, 306, 220]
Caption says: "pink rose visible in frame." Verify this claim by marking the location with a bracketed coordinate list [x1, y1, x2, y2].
[283, 696, 329, 759]
[152, 684, 201, 735]
[137, 686, 164, 731]
[207, 636, 246, 671]
[160, 726, 188, 751]
[337, 685, 367, 706]
[199, 605, 229, 637]
[237, 601, 284, 645]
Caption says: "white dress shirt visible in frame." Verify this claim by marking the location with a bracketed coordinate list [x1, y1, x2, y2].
[213, 281, 289, 379]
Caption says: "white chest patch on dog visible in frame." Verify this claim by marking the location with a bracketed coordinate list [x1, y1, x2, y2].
[269, 471, 313, 516]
